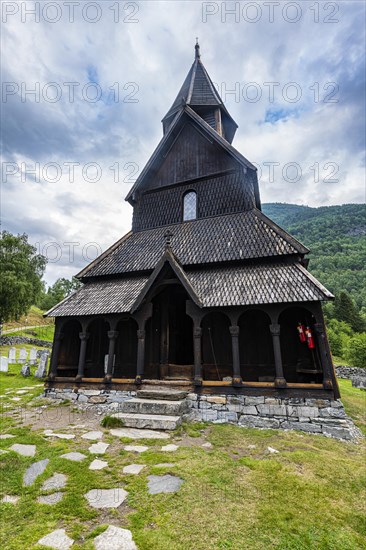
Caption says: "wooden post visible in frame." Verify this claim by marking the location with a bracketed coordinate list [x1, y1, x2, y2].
[313, 323, 333, 389]
[269, 324, 287, 388]
[135, 329, 146, 385]
[104, 330, 118, 383]
[48, 331, 63, 380]
[229, 325, 242, 386]
[193, 326, 203, 386]
[75, 332, 89, 382]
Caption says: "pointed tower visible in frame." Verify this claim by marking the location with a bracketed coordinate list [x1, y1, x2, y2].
[162, 41, 238, 143]
[46, 44, 341, 425]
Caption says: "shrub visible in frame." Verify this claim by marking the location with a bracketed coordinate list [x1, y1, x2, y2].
[346, 333, 366, 368]
[100, 415, 124, 428]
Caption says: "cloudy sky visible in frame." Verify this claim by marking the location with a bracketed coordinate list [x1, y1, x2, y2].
[2, 0, 365, 285]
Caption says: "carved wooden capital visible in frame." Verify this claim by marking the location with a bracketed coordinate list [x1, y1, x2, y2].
[270, 323, 281, 336]
[79, 332, 90, 341]
[108, 330, 119, 339]
[229, 326, 240, 337]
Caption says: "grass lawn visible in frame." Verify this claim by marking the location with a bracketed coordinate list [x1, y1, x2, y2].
[3, 306, 54, 332]
[0, 374, 365, 549]
[4, 325, 55, 342]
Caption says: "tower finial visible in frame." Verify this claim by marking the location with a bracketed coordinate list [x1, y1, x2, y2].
[195, 38, 200, 60]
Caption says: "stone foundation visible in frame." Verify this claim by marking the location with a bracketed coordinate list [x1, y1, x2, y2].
[44, 389, 362, 441]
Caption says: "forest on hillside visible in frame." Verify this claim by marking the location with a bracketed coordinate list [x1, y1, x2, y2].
[262, 203, 366, 314]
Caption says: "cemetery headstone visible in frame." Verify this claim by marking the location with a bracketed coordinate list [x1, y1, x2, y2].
[35, 352, 49, 378]
[0, 357, 9, 373]
[29, 348, 37, 365]
[18, 348, 27, 364]
[21, 363, 31, 377]
[8, 347, 16, 363]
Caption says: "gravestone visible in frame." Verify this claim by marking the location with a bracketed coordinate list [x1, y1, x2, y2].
[18, 348, 27, 364]
[8, 347, 16, 363]
[21, 363, 31, 377]
[29, 348, 37, 365]
[0, 357, 8, 373]
[35, 352, 49, 378]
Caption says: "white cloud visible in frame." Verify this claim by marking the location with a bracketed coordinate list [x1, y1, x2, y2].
[2, 0, 365, 285]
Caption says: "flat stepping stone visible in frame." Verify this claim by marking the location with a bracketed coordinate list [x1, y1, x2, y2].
[60, 452, 87, 462]
[10, 397, 21, 401]
[154, 463, 175, 468]
[0, 449, 9, 455]
[16, 390, 29, 394]
[81, 431, 103, 440]
[2, 495, 19, 504]
[124, 445, 148, 453]
[23, 459, 49, 486]
[147, 474, 184, 494]
[161, 444, 179, 452]
[85, 488, 128, 509]
[38, 492, 63, 505]
[0, 434, 16, 439]
[10, 443, 36, 457]
[110, 427, 170, 440]
[202, 442, 213, 448]
[89, 442, 109, 454]
[123, 464, 145, 475]
[94, 525, 137, 550]
[41, 473, 67, 491]
[44, 430, 75, 440]
[267, 447, 279, 454]
[38, 528, 74, 549]
[89, 459, 108, 470]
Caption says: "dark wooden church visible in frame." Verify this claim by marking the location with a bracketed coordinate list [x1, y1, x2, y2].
[46, 43, 339, 400]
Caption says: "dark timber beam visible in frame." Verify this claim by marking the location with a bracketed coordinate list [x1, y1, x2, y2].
[229, 325, 242, 386]
[75, 332, 89, 382]
[48, 331, 64, 381]
[269, 323, 287, 388]
[104, 330, 119, 383]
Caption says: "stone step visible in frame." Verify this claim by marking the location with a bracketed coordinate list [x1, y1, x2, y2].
[112, 413, 181, 431]
[121, 398, 188, 416]
[137, 388, 188, 401]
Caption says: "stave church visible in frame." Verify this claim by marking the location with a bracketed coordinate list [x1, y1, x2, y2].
[46, 42, 339, 402]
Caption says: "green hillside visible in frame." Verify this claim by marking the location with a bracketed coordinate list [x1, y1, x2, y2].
[262, 203, 366, 312]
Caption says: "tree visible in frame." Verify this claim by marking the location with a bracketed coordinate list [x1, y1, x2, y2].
[346, 333, 366, 368]
[38, 277, 82, 311]
[0, 231, 46, 326]
[334, 291, 365, 332]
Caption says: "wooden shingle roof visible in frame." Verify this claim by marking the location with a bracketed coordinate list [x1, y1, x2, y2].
[77, 209, 308, 280]
[47, 260, 333, 317]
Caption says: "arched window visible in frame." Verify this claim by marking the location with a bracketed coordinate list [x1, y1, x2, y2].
[183, 191, 197, 221]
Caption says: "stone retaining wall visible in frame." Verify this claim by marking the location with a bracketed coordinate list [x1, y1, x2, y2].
[335, 365, 365, 379]
[0, 336, 52, 348]
[186, 394, 361, 441]
[44, 388, 362, 441]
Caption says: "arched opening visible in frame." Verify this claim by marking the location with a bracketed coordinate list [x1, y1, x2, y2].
[85, 318, 109, 378]
[279, 307, 322, 383]
[114, 318, 138, 379]
[238, 309, 275, 382]
[57, 319, 82, 377]
[183, 190, 197, 221]
[202, 312, 232, 380]
[144, 284, 194, 379]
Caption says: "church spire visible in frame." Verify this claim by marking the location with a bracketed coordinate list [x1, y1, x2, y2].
[195, 38, 200, 59]
[162, 42, 238, 143]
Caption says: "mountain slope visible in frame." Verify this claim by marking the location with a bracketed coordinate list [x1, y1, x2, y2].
[262, 203, 366, 311]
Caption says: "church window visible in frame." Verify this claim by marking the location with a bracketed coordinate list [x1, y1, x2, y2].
[183, 191, 197, 221]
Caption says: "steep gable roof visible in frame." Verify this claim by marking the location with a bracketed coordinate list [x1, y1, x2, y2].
[125, 106, 256, 205]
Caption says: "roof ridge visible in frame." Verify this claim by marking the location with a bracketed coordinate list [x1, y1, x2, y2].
[253, 208, 309, 255]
